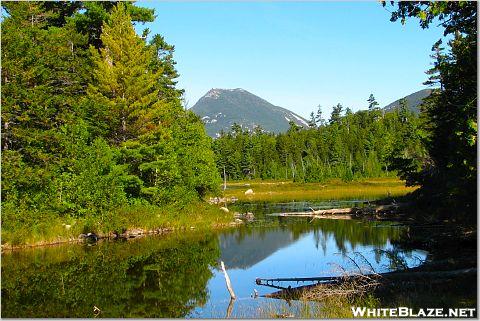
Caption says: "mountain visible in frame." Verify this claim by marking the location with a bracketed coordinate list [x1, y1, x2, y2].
[383, 89, 432, 114]
[219, 228, 296, 270]
[190, 88, 309, 137]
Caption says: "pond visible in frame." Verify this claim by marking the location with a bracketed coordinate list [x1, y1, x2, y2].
[1, 200, 427, 318]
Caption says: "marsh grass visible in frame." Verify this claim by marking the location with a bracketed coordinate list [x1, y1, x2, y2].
[1, 201, 232, 247]
[223, 177, 417, 203]
[256, 294, 380, 318]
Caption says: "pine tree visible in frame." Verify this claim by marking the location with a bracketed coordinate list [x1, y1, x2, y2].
[398, 98, 409, 123]
[149, 34, 184, 102]
[87, 3, 166, 144]
[329, 103, 343, 125]
[367, 94, 379, 111]
[315, 104, 324, 127]
[386, 1, 477, 218]
[308, 112, 317, 128]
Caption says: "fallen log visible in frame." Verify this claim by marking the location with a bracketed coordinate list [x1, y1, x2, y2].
[256, 276, 339, 286]
[267, 203, 409, 219]
[257, 268, 477, 300]
[258, 268, 476, 287]
[310, 207, 354, 215]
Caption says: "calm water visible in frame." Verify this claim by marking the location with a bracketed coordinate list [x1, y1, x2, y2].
[1, 201, 427, 318]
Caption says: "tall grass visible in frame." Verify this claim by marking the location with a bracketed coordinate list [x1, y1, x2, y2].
[223, 177, 417, 203]
[1, 201, 231, 247]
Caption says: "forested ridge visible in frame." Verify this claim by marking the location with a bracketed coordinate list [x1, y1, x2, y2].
[1, 2, 221, 244]
[212, 99, 422, 183]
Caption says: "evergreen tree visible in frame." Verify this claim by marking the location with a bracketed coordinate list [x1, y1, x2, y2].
[385, 1, 477, 218]
[149, 34, 184, 102]
[398, 98, 409, 123]
[315, 104, 324, 127]
[308, 112, 317, 128]
[329, 103, 343, 124]
[367, 94, 379, 111]
[71, 2, 155, 48]
[87, 3, 165, 144]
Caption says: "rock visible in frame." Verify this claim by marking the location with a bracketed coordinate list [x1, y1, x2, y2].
[229, 219, 245, 226]
[127, 228, 144, 238]
[220, 207, 229, 213]
[234, 212, 255, 221]
[244, 212, 255, 220]
[82, 233, 98, 243]
[245, 189, 254, 195]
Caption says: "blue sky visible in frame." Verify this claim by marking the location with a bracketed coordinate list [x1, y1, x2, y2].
[136, 1, 444, 118]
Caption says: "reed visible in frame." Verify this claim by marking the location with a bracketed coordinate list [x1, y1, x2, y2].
[222, 177, 417, 203]
[1, 201, 231, 247]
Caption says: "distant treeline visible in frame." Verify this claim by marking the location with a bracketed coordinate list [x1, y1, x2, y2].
[212, 101, 423, 183]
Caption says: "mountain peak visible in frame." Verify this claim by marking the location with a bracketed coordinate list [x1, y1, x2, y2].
[383, 89, 432, 114]
[204, 88, 247, 99]
[191, 88, 308, 137]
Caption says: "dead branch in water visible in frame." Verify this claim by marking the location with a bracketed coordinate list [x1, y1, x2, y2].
[259, 268, 477, 301]
[267, 203, 410, 219]
[220, 261, 236, 300]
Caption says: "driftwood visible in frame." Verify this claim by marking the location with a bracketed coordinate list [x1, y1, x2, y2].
[257, 268, 476, 287]
[257, 268, 477, 300]
[220, 261, 236, 300]
[256, 276, 339, 286]
[267, 203, 409, 219]
[225, 298, 235, 318]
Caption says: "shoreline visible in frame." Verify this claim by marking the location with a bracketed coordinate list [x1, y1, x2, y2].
[1, 219, 244, 252]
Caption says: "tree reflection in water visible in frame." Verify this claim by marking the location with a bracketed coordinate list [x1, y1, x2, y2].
[2, 232, 220, 318]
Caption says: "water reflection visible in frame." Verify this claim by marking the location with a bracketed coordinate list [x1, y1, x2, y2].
[2, 233, 219, 318]
[2, 204, 426, 318]
[219, 219, 406, 271]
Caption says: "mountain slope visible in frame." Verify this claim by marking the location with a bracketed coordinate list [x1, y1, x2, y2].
[383, 89, 432, 114]
[190, 88, 309, 137]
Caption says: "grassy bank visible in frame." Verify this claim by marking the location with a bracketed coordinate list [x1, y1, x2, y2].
[2, 177, 414, 248]
[1, 201, 232, 248]
[222, 177, 417, 203]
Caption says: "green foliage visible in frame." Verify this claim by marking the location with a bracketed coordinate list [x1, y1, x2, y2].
[1, 2, 222, 244]
[385, 1, 477, 219]
[213, 107, 418, 182]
